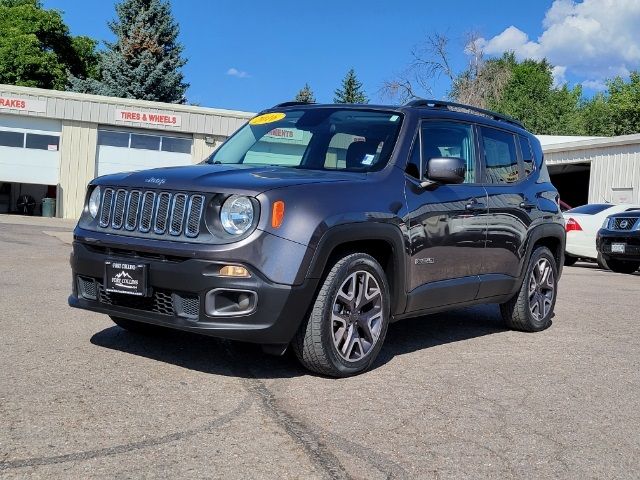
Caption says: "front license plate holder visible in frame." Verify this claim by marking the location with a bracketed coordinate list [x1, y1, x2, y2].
[611, 243, 626, 254]
[104, 260, 148, 296]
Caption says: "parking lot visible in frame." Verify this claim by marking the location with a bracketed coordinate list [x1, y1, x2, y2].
[1, 219, 639, 479]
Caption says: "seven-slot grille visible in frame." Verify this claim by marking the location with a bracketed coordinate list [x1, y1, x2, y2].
[611, 216, 639, 231]
[98, 188, 205, 238]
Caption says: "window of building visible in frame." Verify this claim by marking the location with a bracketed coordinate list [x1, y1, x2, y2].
[0, 130, 25, 148]
[481, 127, 519, 184]
[97, 129, 192, 154]
[130, 133, 161, 151]
[25, 133, 60, 151]
[161, 136, 192, 154]
[98, 130, 129, 147]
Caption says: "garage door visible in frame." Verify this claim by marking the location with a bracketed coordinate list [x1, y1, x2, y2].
[96, 129, 193, 177]
[0, 114, 61, 185]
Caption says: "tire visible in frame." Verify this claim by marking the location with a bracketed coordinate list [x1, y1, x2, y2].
[292, 253, 390, 377]
[564, 254, 578, 266]
[110, 316, 165, 335]
[500, 246, 558, 332]
[597, 253, 608, 270]
[604, 258, 640, 274]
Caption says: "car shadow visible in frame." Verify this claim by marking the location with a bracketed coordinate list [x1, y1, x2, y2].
[570, 261, 640, 275]
[90, 304, 508, 379]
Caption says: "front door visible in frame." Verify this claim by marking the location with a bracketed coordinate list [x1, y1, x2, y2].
[404, 120, 487, 312]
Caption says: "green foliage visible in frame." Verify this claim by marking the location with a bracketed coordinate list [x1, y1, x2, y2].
[295, 83, 315, 103]
[606, 72, 640, 135]
[483, 54, 584, 135]
[0, 0, 99, 90]
[71, 0, 188, 103]
[334, 68, 368, 103]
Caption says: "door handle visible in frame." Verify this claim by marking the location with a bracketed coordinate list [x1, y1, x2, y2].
[465, 199, 485, 212]
[519, 201, 536, 210]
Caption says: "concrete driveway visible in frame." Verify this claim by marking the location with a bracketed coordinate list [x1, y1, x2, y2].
[1, 220, 639, 479]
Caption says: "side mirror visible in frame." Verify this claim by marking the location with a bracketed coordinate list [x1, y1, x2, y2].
[424, 157, 466, 185]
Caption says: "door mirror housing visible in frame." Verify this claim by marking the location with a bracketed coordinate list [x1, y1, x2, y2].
[424, 157, 466, 185]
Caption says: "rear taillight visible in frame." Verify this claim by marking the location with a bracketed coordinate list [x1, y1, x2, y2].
[565, 218, 582, 232]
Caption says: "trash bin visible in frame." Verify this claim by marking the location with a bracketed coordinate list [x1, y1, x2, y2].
[42, 197, 56, 217]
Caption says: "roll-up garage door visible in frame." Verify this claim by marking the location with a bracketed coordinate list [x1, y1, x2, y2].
[96, 129, 193, 177]
[0, 114, 61, 185]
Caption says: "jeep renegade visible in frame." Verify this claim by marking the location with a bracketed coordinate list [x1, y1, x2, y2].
[69, 100, 565, 377]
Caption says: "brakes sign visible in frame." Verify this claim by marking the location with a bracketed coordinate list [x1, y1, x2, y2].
[0, 96, 47, 112]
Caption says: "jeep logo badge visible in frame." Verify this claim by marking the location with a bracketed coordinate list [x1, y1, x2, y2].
[144, 177, 166, 185]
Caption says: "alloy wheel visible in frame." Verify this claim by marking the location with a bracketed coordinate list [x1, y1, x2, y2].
[331, 270, 384, 362]
[528, 258, 555, 321]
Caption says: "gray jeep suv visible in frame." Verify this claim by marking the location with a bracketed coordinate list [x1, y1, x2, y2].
[69, 100, 565, 377]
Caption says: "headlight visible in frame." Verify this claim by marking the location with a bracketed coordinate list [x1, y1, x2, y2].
[602, 217, 610, 229]
[88, 186, 101, 219]
[220, 195, 254, 235]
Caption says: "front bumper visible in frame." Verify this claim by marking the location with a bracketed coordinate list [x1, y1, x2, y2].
[596, 230, 640, 260]
[69, 240, 318, 345]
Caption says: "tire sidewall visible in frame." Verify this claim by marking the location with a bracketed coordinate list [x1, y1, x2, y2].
[320, 255, 390, 376]
[525, 247, 558, 329]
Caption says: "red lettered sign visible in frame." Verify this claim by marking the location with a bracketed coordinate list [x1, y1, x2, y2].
[115, 109, 182, 127]
[0, 96, 46, 112]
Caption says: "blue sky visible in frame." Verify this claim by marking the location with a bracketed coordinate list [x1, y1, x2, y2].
[44, 0, 640, 112]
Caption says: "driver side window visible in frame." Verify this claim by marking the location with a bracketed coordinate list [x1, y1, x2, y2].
[407, 121, 476, 183]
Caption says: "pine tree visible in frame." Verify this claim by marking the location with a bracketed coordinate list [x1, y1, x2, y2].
[334, 68, 368, 103]
[70, 0, 188, 103]
[295, 83, 315, 103]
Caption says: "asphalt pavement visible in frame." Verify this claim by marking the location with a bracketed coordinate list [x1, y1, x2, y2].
[1, 219, 639, 479]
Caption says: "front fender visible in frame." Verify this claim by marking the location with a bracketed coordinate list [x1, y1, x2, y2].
[304, 222, 408, 316]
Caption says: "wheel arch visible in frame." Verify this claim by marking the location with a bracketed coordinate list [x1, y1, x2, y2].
[306, 223, 407, 315]
[523, 223, 566, 280]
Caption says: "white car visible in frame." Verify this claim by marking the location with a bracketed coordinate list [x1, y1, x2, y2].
[563, 203, 640, 265]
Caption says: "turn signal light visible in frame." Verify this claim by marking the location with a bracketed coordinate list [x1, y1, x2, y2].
[219, 265, 250, 278]
[271, 200, 285, 228]
[565, 218, 582, 232]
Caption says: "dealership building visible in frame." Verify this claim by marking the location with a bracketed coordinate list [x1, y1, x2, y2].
[0, 84, 252, 218]
[1, 83, 639, 218]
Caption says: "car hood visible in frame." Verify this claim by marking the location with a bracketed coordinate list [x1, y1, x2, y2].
[91, 164, 365, 195]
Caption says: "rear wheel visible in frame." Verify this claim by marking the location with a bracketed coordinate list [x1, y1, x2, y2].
[110, 316, 165, 335]
[501, 246, 558, 332]
[292, 253, 390, 377]
[604, 257, 640, 274]
[564, 254, 578, 266]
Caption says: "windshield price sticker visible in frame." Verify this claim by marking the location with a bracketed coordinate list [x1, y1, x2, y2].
[249, 112, 286, 125]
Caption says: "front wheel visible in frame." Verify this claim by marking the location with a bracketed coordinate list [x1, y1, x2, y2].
[604, 257, 640, 274]
[292, 253, 390, 377]
[501, 246, 558, 332]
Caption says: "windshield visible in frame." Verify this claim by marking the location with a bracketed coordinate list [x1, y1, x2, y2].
[206, 108, 403, 172]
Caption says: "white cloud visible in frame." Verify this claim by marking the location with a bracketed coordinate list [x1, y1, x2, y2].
[226, 67, 250, 79]
[582, 79, 608, 91]
[478, 0, 640, 84]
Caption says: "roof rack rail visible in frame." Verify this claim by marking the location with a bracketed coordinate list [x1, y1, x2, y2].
[273, 101, 314, 108]
[405, 98, 524, 128]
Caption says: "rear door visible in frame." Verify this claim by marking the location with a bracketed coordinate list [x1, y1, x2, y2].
[478, 126, 531, 295]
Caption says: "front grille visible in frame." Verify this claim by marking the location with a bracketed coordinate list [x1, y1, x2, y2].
[95, 282, 200, 318]
[98, 188, 205, 238]
[611, 217, 639, 231]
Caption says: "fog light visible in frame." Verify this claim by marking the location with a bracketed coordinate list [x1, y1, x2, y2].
[219, 265, 250, 277]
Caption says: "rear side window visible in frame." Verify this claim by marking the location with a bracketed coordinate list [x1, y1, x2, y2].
[481, 127, 519, 184]
[567, 204, 613, 215]
[519, 135, 534, 176]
